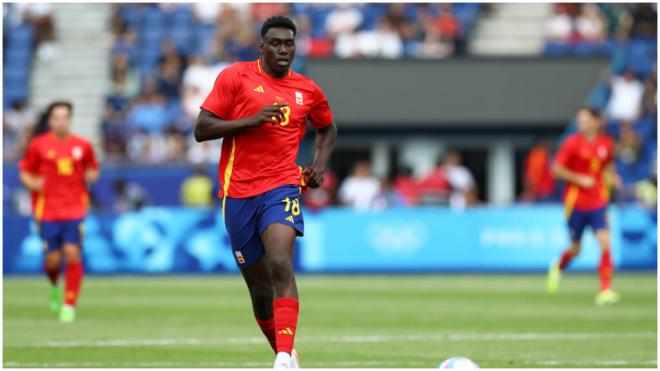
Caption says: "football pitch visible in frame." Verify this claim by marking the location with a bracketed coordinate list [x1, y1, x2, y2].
[3, 273, 657, 368]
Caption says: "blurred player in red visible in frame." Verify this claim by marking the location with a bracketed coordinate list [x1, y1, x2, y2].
[546, 106, 621, 306]
[19, 101, 99, 322]
[195, 16, 337, 368]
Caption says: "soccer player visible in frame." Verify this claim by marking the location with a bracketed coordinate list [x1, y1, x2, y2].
[546, 106, 621, 306]
[194, 16, 337, 368]
[19, 101, 99, 322]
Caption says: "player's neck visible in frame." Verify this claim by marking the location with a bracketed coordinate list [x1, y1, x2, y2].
[52, 131, 71, 141]
[580, 132, 597, 141]
[260, 58, 289, 79]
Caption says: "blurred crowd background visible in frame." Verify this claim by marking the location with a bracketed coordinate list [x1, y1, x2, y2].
[3, 3, 657, 214]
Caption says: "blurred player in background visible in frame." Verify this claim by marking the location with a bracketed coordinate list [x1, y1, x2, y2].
[194, 16, 337, 368]
[18, 101, 100, 322]
[546, 106, 621, 306]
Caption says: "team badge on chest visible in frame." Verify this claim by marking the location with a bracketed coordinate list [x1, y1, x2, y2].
[72, 146, 83, 160]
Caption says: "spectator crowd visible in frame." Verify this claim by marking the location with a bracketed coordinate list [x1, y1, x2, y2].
[3, 3, 655, 212]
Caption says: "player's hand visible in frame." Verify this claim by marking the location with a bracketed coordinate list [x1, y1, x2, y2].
[612, 174, 623, 190]
[302, 166, 324, 189]
[28, 177, 44, 192]
[576, 175, 595, 189]
[250, 104, 288, 127]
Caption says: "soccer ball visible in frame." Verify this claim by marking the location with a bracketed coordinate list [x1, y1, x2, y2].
[438, 357, 479, 369]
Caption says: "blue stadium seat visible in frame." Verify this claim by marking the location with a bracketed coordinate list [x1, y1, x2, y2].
[7, 24, 34, 48]
[4, 49, 32, 65]
[544, 42, 571, 56]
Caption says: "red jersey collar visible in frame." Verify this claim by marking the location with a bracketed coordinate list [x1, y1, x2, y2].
[256, 59, 292, 79]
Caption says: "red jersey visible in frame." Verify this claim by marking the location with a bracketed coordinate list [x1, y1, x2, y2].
[201, 60, 334, 198]
[554, 133, 614, 212]
[525, 146, 555, 198]
[19, 132, 98, 221]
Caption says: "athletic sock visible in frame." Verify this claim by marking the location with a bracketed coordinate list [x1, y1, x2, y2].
[64, 261, 83, 306]
[44, 262, 60, 285]
[599, 249, 613, 291]
[255, 316, 277, 353]
[273, 297, 299, 354]
[558, 249, 575, 270]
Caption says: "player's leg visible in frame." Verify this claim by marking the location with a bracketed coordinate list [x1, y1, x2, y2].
[547, 210, 585, 294]
[39, 221, 64, 313]
[224, 196, 279, 353]
[592, 209, 619, 305]
[44, 250, 62, 313]
[262, 223, 299, 367]
[258, 186, 304, 367]
[240, 256, 277, 352]
[59, 220, 85, 322]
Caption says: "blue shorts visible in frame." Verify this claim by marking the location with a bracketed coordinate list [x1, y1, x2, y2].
[223, 185, 304, 268]
[37, 219, 84, 252]
[567, 207, 608, 242]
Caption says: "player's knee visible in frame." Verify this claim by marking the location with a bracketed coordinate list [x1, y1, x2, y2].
[268, 258, 294, 286]
[62, 245, 81, 262]
[570, 244, 581, 256]
[250, 282, 273, 303]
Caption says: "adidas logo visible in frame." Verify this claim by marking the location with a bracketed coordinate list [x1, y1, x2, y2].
[278, 327, 294, 335]
[253, 85, 264, 93]
[286, 215, 294, 223]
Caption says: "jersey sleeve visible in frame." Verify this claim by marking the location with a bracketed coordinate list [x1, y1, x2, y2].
[307, 84, 334, 129]
[554, 137, 574, 167]
[200, 66, 240, 119]
[85, 141, 99, 170]
[18, 140, 40, 173]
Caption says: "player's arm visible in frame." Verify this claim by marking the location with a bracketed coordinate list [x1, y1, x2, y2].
[19, 171, 44, 192]
[18, 140, 43, 192]
[194, 106, 287, 142]
[84, 142, 100, 183]
[85, 168, 100, 183]
[304, 122, 338, 188]
[551, 163, 595, 189]
[604, 161, 622, 190]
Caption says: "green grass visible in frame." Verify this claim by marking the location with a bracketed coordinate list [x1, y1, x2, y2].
[3, 273, 657, 368]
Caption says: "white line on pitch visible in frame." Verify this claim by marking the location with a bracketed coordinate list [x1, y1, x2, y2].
[4, 360, 657, 368]
[15, 331, 656, 348]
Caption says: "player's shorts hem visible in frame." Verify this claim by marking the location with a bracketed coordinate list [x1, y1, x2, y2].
[259, 222, 304, 238]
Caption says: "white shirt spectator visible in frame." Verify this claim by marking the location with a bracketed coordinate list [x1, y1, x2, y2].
[576, 4, 606, 42]
[193, 2, 220, 25]
[182, 60, 228, 121]
[4, 104, 33, 133]
[357, 22, 403, 59]
[339, 176, 381, 210]
[607, 75, 645, 122]
[545, 13, 573, 42]
[446, 165, 475, 210]
[325, 4, 363, 38]
[188, 138, 222, 165]
[334, 31, 361, 58]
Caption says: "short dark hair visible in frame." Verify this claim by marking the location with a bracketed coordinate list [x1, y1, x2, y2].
[578, 105, 602, 119]
[261, 16, 297, 38]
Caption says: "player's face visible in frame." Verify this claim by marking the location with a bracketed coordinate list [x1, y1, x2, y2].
[261, 28, 296, 75]
[576, 109, 600, 134]
[49, 106, 72, 135]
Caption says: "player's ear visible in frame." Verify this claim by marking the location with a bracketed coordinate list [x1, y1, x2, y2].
[259, 39, 265, 52]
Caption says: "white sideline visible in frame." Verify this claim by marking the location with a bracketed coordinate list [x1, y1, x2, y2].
[19, 331, 656, 348]
[3, 360, 657, 368]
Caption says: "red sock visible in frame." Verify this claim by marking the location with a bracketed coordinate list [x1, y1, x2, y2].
[44, 262, 60, 286]
[255, 316, 277, 353]
[599, 249, 613, 291]
[273, 297, 299, 354]
[64, 261, 83, 306]
[558, 249, 575, 270]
